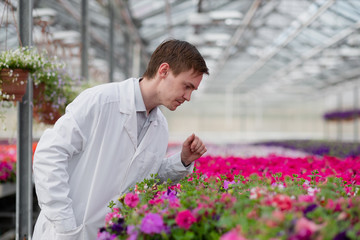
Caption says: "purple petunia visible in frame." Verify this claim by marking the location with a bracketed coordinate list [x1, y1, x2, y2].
[96, 231, 117, 240]
[140, 213, 165, 234]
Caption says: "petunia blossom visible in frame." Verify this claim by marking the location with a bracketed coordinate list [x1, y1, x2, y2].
[140, 213, 165, 234]
[124, 192, 139, 208]
[220, 226, 247, 240]
[175, 210, 196, 230]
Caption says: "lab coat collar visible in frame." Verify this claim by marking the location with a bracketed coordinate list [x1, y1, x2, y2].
[120, 78, 160, 149]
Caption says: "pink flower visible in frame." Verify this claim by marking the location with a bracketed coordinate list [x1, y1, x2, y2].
[297, 194, 315, 203]
[124, 193, 139, 208]
[220, 193, 236, 208]
[140, 213, 165, 234]
[294, 217, 321, 237]
[169, 198, 181, 208]
[148, 197, 164, 205]
[105, 208, 122, 226]
[220, 227, 247, 240]
[272, 194, 292, 211]
[175, 210, 196, 230]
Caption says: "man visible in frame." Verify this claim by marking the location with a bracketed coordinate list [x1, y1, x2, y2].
[32, 39, 209, 240]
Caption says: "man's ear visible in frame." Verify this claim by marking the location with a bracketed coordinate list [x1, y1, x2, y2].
[158, 63, 170, 78]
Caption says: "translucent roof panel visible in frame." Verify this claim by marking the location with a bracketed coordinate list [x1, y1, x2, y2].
[1, 0, 360, 107]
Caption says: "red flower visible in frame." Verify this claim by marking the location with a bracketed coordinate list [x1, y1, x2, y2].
[175, 210, 196, 229]
[272, 194, 292, 211]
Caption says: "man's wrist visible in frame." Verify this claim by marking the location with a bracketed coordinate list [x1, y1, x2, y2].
[181, 160, 191, 167]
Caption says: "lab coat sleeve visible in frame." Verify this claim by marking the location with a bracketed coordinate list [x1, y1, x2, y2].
[33, 111, 86, 233]
[157, 152, 194, 183]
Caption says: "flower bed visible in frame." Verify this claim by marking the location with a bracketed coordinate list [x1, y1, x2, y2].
[0, 142, 38, 183]
[0, 144, 16, 183]
[323, 109, 360, 122]
[253, 140, 360, 158]
[97, 155, 360, 239]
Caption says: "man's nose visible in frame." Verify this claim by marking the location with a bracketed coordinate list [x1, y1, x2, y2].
[184, 91, 191, 101]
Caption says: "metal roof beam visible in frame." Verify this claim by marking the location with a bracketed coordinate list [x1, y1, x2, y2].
[209, 0, 262, 81]
[227, 0, 335, 91]
[113, 0, 149, 62]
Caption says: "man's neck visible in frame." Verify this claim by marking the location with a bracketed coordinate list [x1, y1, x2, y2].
[139, 77, 159, 115]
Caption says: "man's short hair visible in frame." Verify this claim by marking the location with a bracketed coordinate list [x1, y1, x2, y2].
[143, 39, 209, 79]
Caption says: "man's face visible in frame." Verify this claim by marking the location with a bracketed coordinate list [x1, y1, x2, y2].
[159, 69, 203, 111]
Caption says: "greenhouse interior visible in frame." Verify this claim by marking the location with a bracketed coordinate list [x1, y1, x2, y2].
[0, 0, 360, 239]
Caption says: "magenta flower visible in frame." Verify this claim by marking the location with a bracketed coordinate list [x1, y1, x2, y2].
[175, 210, 196, 230]
[124, 193, 139, 208]
[140, 213, 164, 234]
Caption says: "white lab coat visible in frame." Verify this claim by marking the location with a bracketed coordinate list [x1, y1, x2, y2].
[32, 78, 193, 240]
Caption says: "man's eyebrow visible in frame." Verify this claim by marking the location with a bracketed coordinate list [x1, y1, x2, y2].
[188, 83, 197, 90]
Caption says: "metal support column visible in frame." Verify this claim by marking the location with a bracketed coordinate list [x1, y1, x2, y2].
[108, 1, 114, 82]
[81, 0, 89, 80]
[354, 86, 359, 142]
[17, 0, 33, 239]
[124, 33, 132, 78]
[323, 96, 328, 140]
[225, 88, 234, 127]
[337, 93, 342, 141]
[132, 43, 141, 77]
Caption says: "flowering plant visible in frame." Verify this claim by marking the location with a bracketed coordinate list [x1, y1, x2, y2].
[0, 143, 38, 183]
[98, 154, 360, 240]
[0, 47, 82, 124]
[0, 145, 16, 183]
[32, 56, 80, 124]
[0, 47, 47, 102]
[0, 46, 46, 73]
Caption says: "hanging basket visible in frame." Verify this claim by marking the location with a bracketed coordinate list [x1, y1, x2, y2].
[33, 83, 62, 125]
[0, 68, 29, 102]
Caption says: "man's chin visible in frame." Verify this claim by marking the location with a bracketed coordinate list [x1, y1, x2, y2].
[167, 105, 178, 111]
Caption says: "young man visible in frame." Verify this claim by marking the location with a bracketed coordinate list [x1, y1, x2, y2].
[32, 39, 209, 240]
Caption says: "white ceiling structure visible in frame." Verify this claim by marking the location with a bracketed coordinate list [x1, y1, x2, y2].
[1, 0, 360, 110]
[127, 0, 360, 106]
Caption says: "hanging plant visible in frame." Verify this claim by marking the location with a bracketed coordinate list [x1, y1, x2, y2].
[32, 57, 81, 124]
[0, 47, 47, 102]
[0, 47, 83, 125]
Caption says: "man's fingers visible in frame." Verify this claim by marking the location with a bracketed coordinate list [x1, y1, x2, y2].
[184, 133, 195, 147]
[200, 147, 207, 155]
[190, 136, 198, 151]
[191, 138, 202, 152]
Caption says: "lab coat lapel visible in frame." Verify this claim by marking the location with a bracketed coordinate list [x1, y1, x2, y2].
[134, 120, 158, 156]
[124, 111, 137, 150]
[118, 78, 137, 150]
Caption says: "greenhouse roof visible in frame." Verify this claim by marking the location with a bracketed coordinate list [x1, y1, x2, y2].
[1, 0, 360, 106]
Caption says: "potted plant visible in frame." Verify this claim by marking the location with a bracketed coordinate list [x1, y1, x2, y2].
[0, 46, 46, 102]
[32, 57, 81, 124]
[1, 47, 83, 125]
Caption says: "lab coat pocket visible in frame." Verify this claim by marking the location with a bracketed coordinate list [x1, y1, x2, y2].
[55, 224, 84, 240]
